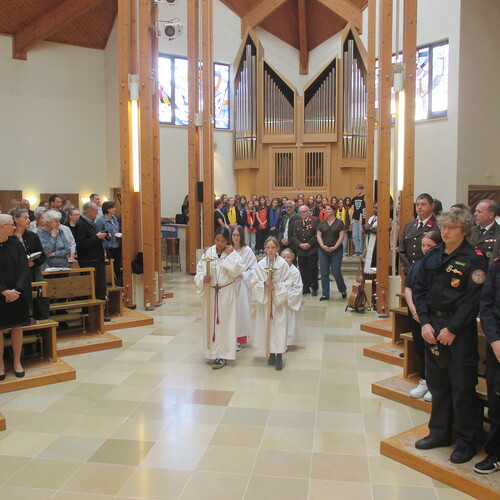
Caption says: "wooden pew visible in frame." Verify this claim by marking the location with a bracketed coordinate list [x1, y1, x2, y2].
[42, 267, 122, 356]
[105, 259, 124, 317]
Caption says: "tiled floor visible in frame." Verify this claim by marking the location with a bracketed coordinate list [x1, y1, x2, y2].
[0, 271, 474, 499]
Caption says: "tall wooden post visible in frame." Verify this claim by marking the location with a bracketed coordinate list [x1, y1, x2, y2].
[187, 0, 201, 273]
[201, 0, 215, 248]
[376, 0, 393, 316]
[401, 0, 417, 227]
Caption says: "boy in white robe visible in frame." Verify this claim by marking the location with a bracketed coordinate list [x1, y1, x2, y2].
[250, 236, 292, 370]
[194, 227, 244, 369]
[230, 226, 257, 350]
[281, 248, 305, 346]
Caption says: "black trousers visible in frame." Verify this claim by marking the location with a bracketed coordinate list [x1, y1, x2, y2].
[425, 315, 479, 449]
[485, 345, 500, 457]
[79, 259, 106, 301]
[298, 253, 318, 292]
[409, 313, 426, 379]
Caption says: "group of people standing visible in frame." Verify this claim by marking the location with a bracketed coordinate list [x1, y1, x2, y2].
[398, 194, 500, 474]
[195, 226, 304, 371]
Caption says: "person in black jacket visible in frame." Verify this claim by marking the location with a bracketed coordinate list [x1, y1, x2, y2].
[475, 257, 500, 474]
[413, 208, 488, 464]
[75, 202, 109, 319]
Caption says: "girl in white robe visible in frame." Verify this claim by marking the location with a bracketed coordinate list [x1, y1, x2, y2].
[194, 227, 244, 369]
[281, 248, 305, 346]
[250, 236, 292, 370]
[230, 226, 257, 350]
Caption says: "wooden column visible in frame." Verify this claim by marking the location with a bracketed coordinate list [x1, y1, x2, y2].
[138, 0, 156, 309]
[151, 3, 162, 304]
[400, 0, 417, 227]
[376, 0, 393, 316]
[201, 0, 214, 248]
[365, 0, 376, 217]
[118, 0, 135, 307]
[187, 0, 201, 274]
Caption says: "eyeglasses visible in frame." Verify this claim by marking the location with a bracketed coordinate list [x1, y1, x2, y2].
[441, 225, 463, 232]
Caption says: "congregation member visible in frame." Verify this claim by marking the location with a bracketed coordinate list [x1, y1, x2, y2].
[90, 193, 103, 217]
[75, 202, 110, 320]
[317, 204, 347, 301]
[250, 236, 292, 370]
[9, 199, 21, 212]
[281, 248, 305, 347]
[37, 210, 71, 269]
[255, 196, 269, 253]
[318, 197, 329, 221]
[306, 195, 319, 217]
[96, 201, 122, 286]
[11, 208, 46, 281]
[224, 196, 242, 229]
[29, 207, 46, 232]
[336, 198, 350, 256]
[404, 231, 442, 402]
[279, 200, 299, 254]
[230, 225, 257, 351]
[476, 253, 500, 474]
[65, 207, 80, 240]
[267, 198, 281, 238]
[291, 205, 319, 296]
[242, 199, 258, 251]
[469, 199, 500, 262]
[21, 199, 35, 222]
[413, 208, 488, 464]
[214, 199, 227, 231]
[398, 193, 437, 275]
[194, 227, 244, 369]
[48, 194, 66, 224]
[0, 214, 32, 379]
[350, 184, 366, 257]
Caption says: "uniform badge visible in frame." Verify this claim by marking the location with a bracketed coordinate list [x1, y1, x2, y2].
[446, 265, 453, 272]
[451, 278, 460, 287]
[471, 269, 486, 284]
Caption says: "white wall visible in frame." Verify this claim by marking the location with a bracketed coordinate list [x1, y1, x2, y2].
[0, 37, 108, 206]
[457, 0, 500, 201]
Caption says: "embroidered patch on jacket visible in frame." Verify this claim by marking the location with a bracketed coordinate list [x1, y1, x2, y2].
[471, 270, 486, 284]
[451, 278, 460, 287]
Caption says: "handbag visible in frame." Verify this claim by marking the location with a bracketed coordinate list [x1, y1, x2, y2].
[33, 287, 50, 320]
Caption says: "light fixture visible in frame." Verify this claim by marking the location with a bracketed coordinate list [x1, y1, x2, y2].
[128, 74, 140, 193]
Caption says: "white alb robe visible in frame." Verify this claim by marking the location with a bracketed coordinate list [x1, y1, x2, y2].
[286, 264, 305, 345]
[250, 255, 292, 355]
[234, 245, 257, 341]
[195, 246, 244, 360]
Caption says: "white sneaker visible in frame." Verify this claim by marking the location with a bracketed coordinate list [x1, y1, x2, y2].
[423, 391, 432, 402]
[410, 379, 428, 399]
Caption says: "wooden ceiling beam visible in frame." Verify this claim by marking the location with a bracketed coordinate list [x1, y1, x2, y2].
[298, 0, 308, 75]
[241, 0, 288, 36]
[316, 0, 362, 31]
[12, 0, 105, 60]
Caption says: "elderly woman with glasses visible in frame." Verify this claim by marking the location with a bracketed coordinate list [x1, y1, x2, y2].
[413, 208, 488, 465]
[37, 210, 71, 269]
[0, 214, 32, 379]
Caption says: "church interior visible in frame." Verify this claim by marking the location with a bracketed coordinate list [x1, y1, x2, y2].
[0, 0, 500, 498]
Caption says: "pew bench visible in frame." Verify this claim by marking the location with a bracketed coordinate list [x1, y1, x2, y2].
[105, 258, 124, 317]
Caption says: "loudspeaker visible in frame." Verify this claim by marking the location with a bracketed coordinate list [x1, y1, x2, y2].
[197, 182, 204, 202]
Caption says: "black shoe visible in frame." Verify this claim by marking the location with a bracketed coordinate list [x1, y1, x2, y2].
[14, 370, 25, 378]
[319, 296, 329, 301]
[311, 289, 318, 297]
[104, 316, 112, 322]
[302, 290, 310, 295]
[268, 354, 276, 366]
[0, 373, 5, 381]
[450, 446, 475, 464]
[275, 354, 283, 371]
[341, 292, 347, 299]
[415, 435, 451, 450]
[474, 455, 500, 474]
[212, 358, 226, 370]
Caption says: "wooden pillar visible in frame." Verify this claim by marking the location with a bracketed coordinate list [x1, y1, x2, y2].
[118, 0, 135, 307]
[151, 4, 162, 304]
[138, 0, 156, 309]
[376, 0, 393, 316]
[187, 0, 201, 274]
[400, 0, 417, 227]
[365, 0, 376, 217]
[201, 0, 215, 248]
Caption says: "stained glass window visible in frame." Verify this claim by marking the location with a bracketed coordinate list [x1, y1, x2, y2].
[158, 55, 230, 129]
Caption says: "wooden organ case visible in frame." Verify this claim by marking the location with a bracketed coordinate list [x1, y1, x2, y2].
[233, 24, 369, 198]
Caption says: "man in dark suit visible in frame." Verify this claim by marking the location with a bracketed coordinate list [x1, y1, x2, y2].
[469, 199, 500, 262]
[398, 193, 438, 275]
[291, 205, 320, 296]
[278, 200, 299, 255]
[75, 202, 110, 320]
